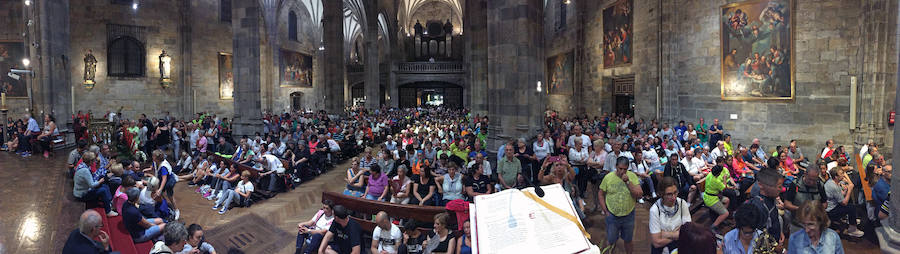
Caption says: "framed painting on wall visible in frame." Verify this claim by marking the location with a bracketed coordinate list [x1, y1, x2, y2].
[721, 0, 793, 101]
[218, 53, 233, 100]
[547, 51, 574, 95]
[0, 41, 27, 98]
[279, 49, 313, 87]
[602, 0, 632, 68]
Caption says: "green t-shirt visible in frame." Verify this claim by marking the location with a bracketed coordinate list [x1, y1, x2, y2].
[696, 123, 708, 142]
[702, 168, 730, 207]
[608, 121, 618, 134]
[599, 171, 640, 217]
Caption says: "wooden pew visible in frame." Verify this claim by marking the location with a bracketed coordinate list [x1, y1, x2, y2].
[208, 153, 260, 178]
[321, 191, 448, 233]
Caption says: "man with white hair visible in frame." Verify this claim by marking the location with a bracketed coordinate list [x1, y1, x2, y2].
[62, 209, 112, 254]
[710, 141, 726, 162]
[16, 113, 40, 156]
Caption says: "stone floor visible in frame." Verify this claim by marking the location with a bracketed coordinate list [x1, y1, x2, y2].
[0, 149, 885, 253]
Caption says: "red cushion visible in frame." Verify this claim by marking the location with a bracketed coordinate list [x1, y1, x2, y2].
[134, 241, 153, 254]
[108, 214, 139, 254]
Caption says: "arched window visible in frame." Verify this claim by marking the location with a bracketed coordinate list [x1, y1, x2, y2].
[557, 0, 567, 30]
[220, 0, 232, 23]
[289, 11, 298, 41]
[107, 36, 145, 77]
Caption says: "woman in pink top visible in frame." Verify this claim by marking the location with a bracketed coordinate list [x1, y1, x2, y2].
[197, 130, 208, 153]
[114, 177, 137, 213]
[364, 165, 389, 201]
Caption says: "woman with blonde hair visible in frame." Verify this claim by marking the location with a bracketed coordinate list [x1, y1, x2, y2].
[788, 201, 844, 253]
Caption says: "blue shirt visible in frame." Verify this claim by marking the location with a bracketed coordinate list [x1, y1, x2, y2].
[122, 203, 145, 240]
[787, 228, 843, 254]
[873, 178, 890, 207]
[26, 117, 40, 133]
[723, 228, 758, 254]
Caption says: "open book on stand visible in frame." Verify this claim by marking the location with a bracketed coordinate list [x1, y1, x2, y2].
[469, 184, 600, 254]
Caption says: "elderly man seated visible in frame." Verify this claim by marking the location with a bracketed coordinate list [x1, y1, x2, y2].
[62, 209, 112, 254]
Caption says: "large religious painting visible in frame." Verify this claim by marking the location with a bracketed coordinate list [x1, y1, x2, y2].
[218, 53, 233, 100]
[0, 42, 26, 98]
[602, 0, 632, 68]
[279, 49, 313, 87]
[721, 0, 793, 101]
[547, 51, 574, 95]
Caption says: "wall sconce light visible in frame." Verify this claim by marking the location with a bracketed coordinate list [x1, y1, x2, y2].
[536, 81, 543, 93]
[21, 58, 29, 67]
[24, 0, 31, 6]
[159, 50, 172, 88]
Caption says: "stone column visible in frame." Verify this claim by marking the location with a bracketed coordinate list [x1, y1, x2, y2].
[852, 0, 897, 150]
[876, 1, 900, 250]
[179, 0, 193, 118]
[465, 0, 488, 114]
[323, 0, 345, 113]
[364, 16, 380, 109]
[230, 0, 263, 137]
[485, 0, 545, 153]
[36, 0, 71, 126]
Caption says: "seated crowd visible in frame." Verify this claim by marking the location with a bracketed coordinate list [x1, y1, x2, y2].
[45, 106, 886, 254]
[323, 111, 886, 254]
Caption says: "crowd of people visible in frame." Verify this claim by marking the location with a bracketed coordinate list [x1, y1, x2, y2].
[36, 105, 890, 254]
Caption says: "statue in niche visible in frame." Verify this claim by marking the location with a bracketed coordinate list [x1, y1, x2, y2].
[443, 19, 453, 36]
[414, 20, 424, 36]
[83, 49, 97, 87]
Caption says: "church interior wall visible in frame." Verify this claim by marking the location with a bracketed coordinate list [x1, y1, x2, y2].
[663, 0, 881, 150]
[188, 0, 235, 117]
[543, 0, 581, 117]
[0, 0, 27, 118]
[68, 0, 184, 119]
[268, 1, 322, 114]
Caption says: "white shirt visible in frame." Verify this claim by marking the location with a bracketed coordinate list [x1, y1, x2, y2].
[649, 198, 692, 234]
[466, 160, 492, 175]
[237, 180, 254, 194]
[683, 130, 697, 141]
[710, 147, 725, 161]
[533, 141, 551, 160]
[373, 224, 402, 254]
[642, 150, 662, 170]
[314, 213, 334, 230]
[567, 134, 591, 148]
[568, 147, 590, 165]
[262, 154, 285, 173]
[685, 157, 706, 175]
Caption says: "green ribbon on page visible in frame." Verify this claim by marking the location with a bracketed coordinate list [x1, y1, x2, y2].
[521, 191, 591, 240]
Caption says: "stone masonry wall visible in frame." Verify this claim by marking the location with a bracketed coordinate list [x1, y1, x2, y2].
[189, 0, 234, 116]
[69, 0, 184, 119]
[544, 0, 580, 117]
[666, 0, 870, 149]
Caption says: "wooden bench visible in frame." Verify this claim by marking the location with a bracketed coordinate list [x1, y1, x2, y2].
[208, 153, 260, 179]
[51, 129, 75, 151]
[321, 191, 447, 233]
